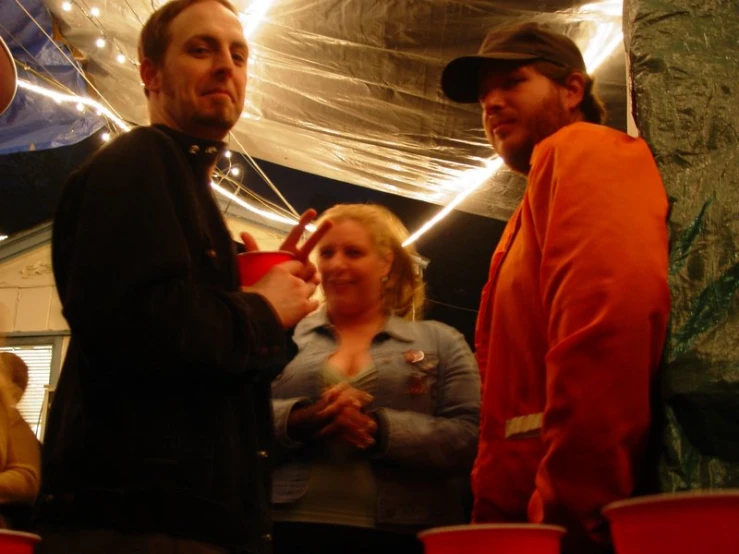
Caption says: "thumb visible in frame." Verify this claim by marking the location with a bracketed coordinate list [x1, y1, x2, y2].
[240, 231, 260, 253]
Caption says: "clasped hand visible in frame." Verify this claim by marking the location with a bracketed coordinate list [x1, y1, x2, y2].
[289, 383, 377, 450]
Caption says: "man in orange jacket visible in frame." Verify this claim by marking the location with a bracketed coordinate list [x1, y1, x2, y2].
[441, 22, 670, 553]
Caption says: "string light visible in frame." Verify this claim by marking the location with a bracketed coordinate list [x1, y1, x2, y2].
[230, 167, 241, 177]
[403, 159, 504, 246]
[224, 151, 232, 159]
[75, 102, 84, 112]
[240, 0, 275, 37]
[210, 182, 316, 232]
[61, 2, 72, 12]
[0, 236, 8, 242]
[95, 37, 106, 48]
[90, 6, 100, 17]
[17, 79, 131, 132]
[101, 132, 111, 141]
[116, 53, 126, 64]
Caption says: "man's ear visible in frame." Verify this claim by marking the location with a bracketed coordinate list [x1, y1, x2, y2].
[562, 71, 586, 115]
[139, 58, 161, 95]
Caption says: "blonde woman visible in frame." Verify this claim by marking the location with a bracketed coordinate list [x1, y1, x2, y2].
[271, 204, 480, 554]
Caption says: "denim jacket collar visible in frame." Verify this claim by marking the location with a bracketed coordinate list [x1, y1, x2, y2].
[293, 306, 415, 348]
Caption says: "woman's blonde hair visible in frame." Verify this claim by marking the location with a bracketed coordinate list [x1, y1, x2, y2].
[316, 204, 426, 320]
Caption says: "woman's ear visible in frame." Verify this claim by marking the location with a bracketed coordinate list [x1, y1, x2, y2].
[382, 251, 395, 279]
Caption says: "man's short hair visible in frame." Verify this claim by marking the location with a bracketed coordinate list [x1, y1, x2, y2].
[138, 0, 238, 75]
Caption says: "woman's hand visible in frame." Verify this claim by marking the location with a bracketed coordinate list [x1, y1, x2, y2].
[315, 384, 377, 449]
[285, 397, 333, 443]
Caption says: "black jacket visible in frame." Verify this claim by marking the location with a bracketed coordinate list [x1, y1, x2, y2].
[38, 125, 286, 553]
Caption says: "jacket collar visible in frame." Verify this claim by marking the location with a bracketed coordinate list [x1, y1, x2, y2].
[153, 124, 226, 183]
[294, 306, 416, 347]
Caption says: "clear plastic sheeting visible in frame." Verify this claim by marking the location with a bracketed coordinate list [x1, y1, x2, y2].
[625, 0, 739, 489]
[0, 1, 103, 153]
[40, 0, 626, 220]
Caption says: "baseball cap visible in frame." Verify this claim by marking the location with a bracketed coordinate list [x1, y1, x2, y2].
[0, 35, 18, 116]
[441, 22, 587, 103]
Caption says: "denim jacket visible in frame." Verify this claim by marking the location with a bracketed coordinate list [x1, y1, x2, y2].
[271, 308, 480, 529]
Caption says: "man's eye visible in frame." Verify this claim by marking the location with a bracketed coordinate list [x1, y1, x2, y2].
[191, 46, 209, 56]
[233, 53, 247, 65]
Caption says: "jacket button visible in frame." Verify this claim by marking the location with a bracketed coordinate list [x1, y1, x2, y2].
[257, 450, 269, 458]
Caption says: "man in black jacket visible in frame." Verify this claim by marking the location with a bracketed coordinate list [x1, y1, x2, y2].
[35, 1, 326, 553]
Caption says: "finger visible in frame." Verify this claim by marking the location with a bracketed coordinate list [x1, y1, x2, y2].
[323, 382, 347, 396]
[280, 209, 317, 254]
[240, 232, 260, 253]
[301, 261, 318, 284]
[295, 219, 333, 262]
[315, 421, 341, 438]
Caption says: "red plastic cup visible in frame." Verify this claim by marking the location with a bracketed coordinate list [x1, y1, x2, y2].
[0, 530, 41, 554]
[237, 250, 295, 286]
[418, 524, 566, 554]
[604, 490, 739, 554]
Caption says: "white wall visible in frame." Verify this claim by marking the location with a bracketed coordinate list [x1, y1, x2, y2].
[0, 217, 286, 346]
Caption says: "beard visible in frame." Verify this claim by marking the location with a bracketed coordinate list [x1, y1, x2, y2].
[161, 76, 241, 135]
[489, 87, 572, 175]
[192, 100, 238, 131]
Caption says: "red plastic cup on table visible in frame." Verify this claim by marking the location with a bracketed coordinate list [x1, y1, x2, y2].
[603, 490, 739, 554]
[0, 530, 41, 554]
[418, 524, 566, 554]
[237, 250, 296, 286]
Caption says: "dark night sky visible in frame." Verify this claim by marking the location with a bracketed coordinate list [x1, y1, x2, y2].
[0, 128, 505, 346]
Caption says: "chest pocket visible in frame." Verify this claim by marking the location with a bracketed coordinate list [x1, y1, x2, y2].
[374, 350, 440, 415]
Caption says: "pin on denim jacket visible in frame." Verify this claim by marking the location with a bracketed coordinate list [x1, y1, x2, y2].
[271, 308, 481, 528]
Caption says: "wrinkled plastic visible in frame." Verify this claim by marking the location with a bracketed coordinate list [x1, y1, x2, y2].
[0, 0, 103, 154]
[26, 0, 627, 219]
[625, 0, 739, 489]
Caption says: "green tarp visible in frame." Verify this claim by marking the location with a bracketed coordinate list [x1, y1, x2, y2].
[625, 0, 739, 490]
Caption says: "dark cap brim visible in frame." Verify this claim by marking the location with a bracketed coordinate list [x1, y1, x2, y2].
[441, 52, 539, 103]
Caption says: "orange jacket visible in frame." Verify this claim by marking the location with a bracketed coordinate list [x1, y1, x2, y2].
[472, 123, 670, 553]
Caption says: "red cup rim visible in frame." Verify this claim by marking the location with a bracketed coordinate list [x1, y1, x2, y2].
[603, 489, 739, 514]
[0, 529, 42, 541]
[418, 523, 566, 539]
[238, 250, 295, 258]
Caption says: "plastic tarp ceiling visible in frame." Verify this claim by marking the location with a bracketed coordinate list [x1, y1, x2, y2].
[0, 1, 102, 152]
[19, 0, 626, 221]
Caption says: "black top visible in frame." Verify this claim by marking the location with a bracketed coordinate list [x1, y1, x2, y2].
[38, 125, 286, 553]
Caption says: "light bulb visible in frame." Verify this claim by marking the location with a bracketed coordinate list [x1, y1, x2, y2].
[116, 53, 126, 64]
[230, 167, 241, 177]
[76, 103, 84, 112]
[224, 151, 232, 158]
[101, 132, 111, 141]
[95, 37, 106, 48]
[61, 2, 72, 11]
[90, 6, 101, 16]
